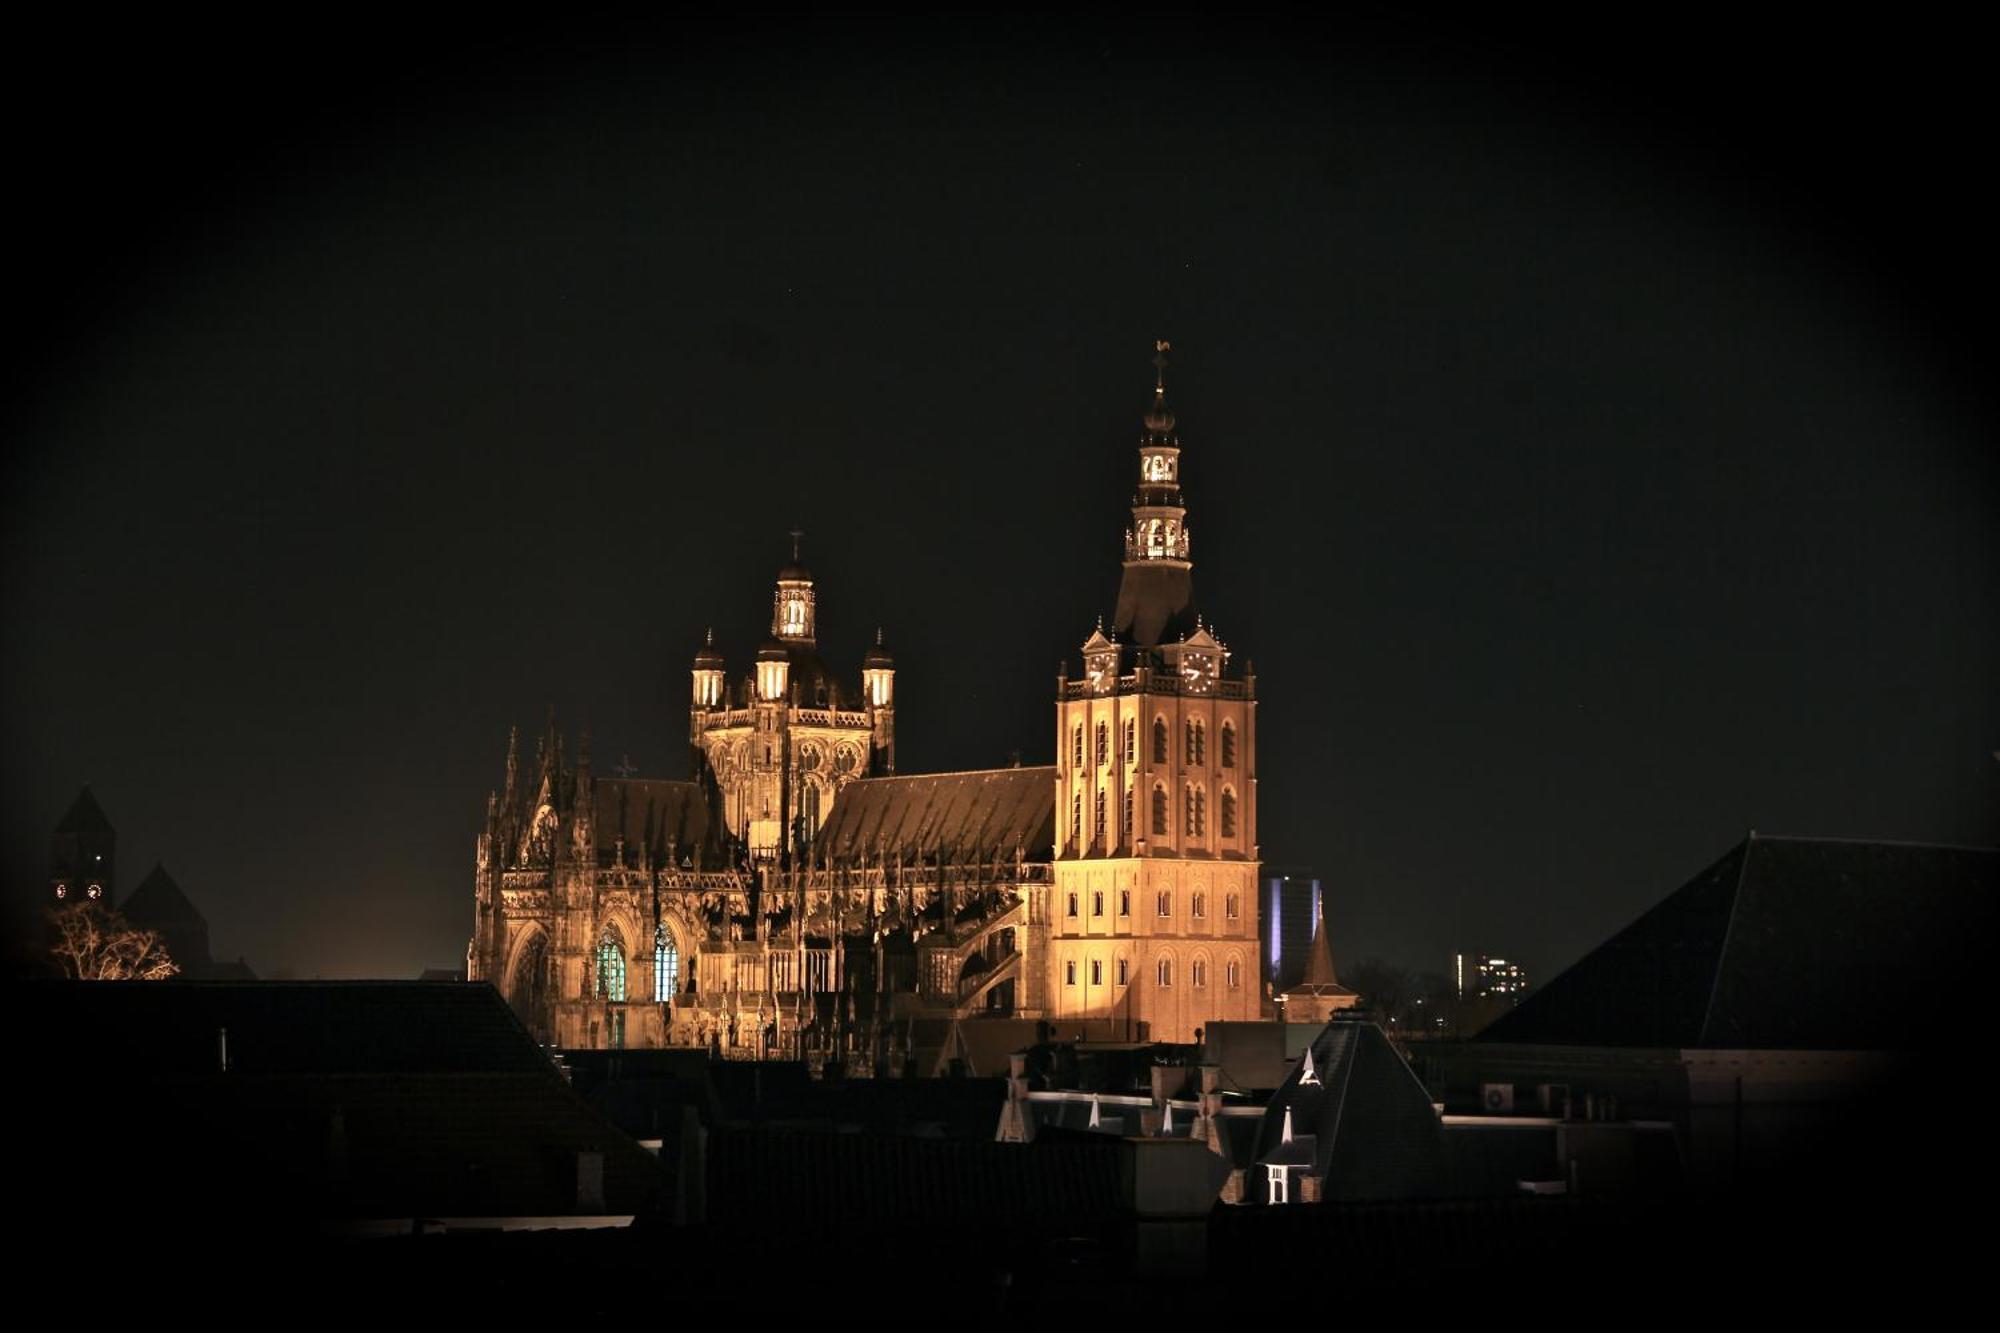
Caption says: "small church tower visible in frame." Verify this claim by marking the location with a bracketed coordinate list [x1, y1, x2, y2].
[51, 785, 116, 909]
[1046, 344, 1262, 1042]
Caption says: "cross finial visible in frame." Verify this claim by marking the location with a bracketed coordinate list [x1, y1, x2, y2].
[875, 626, 885, 647]
[1153, 339, 1171, 389]
[790, 528, 803, 561]
[704, 625, 715, 647]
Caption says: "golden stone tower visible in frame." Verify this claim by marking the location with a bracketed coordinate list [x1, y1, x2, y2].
[1045, 343, 1262, 1042]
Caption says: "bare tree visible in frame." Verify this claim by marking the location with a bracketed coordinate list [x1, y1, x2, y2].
[48, 901, 179, 980]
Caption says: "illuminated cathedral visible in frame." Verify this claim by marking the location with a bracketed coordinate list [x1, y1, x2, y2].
[468, 345, 1264, 1059]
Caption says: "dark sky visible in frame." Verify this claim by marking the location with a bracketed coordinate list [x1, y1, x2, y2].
[7, 16, 1994, 983]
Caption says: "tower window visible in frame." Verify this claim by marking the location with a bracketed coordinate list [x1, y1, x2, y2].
[1073, 723, 1084, 770]
[1094, 788, 1106, 845]
[1090, 958, 1102, 986]
[1157, 957, 1173, 987]
[1226, 892, 1240, 920]
[1152, 718, 1168, 764]
[1071, 791, 1082, 847]
[1123, 719, 1135, 764]
[1221, 787, 1238, 838]
[1227, 959, 1240, 989]
[1067, 892, 1079, 919]
[1186, 719, 1205, 766]
[1096, 721, 1108, 767]
[1093, 890, 1104, 917]
[1117, 957, 1129, 986]
[1221, 721, 1237, 769]
[1119, 889, 1130, 917]
[1192, 959, 1207, 988]
[1066, 960, 1077, 987]
[1151, 785, 1168, 836]
[1123, 784, 1133, 841]
[1185, 785, 1206, 839]
[1157, 891, 1171, 917]
[1192, 892, 1205, 919]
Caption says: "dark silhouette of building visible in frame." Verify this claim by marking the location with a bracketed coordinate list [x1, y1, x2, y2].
[50, 784, 115, 909]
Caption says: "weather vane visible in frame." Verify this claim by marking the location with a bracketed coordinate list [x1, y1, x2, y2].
[1153, 339, 1171, 387]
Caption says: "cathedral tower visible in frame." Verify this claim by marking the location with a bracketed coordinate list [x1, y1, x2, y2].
[688, 537, 889, 861]
[1047, 344, 1261, 1042]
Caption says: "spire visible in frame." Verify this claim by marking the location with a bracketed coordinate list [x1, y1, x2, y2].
[1113, 339, 1197, 647]
[1302, 888, 1340, 988]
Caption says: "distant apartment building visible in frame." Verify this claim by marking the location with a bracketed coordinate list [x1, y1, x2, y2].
[1453, 952, 1528, 1002]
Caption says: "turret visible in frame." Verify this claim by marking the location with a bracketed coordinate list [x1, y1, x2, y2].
[863, 627, 896, 773]
[772, 530, 816, 644]
[1114, 340, 1199, 648]
[755, 640, 790, 702]
[691, 627, 725, 708]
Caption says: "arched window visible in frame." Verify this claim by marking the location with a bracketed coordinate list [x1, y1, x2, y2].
[1094, 787, 1106, 844]
[1117, 957, 1129, 986]
[1192, 892, 1206, 919]
[1071, 789, 1082, 847]
[1221, 787, 1238, 838]
[1123, 719, 1135, 764]
[1157, 956, 1173, 987]
[1065, 960, 1077, 986]
[653, 925, 679, 1003]
[1185, 719, 1205, 766]
[1123, 784, 1133, 840]
[803, 780, 821, 829]
[1152, 717, 1168, 764]
[1184, 784, 1205, 838]
[1067, 891, 1079, 919]
[1072, 723, 1084, 770]
[1192, 958, 1208, 988]
[1226, 957, 1241, 989]
[1151, 785, 1168, 836]
[1221, 721, 1237, 769]
[1090, 958, 1102, 986]
[1095, 721, 1108, 767]
[595, 934, 627, 1003]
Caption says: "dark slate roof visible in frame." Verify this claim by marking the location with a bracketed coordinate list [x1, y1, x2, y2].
[1113, 561, 1196, 649]
[812, 766, 1056, 864]
[595, 777, 713, 862]
[21, 980, 556, 1075]
[55, 784, 114, 834]
[708, 1129, 1126, 1229]
[1248, 1020, 1448, 1202]
[121, 862, 205, 929]
[20, 981, 668, 1225]
[1478, 835, 1999, 1050]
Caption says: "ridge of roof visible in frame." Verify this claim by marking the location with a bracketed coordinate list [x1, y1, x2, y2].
[1697, 834, 1757, 1045]
[1745, 831, 1998, 853]
[845, 765, 1057, 783]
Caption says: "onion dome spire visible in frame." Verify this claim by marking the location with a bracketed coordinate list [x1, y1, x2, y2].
[1114, 339, 1197, 646]
[693, 625, 724, 668]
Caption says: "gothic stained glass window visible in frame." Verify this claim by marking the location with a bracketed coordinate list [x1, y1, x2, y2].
[595, 936, 627, 1003]
[653, 925, 679, 1003]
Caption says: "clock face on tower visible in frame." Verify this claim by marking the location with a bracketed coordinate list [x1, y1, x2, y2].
[1182, 651, 1214, 693]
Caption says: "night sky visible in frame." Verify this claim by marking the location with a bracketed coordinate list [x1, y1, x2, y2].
[7, 17, 1994, 983]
